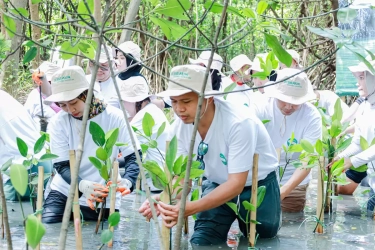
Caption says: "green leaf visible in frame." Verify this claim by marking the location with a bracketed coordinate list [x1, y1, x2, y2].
[337, 7, 358, 23]
[332, 165, 344, 177]
[173, 155, 184, 175]
[16, 137, 28, 157]
[96, 147, 108, 161]
[223, 82, 236, 100]
[1, 158, 12, 172]
[89, 157, 102, 170]
[149, 16, 189, 41]
[115, 142, 127, 147]
[332, 98, 343, 122]
[190, 188, 200, 201]
[149, 140, 158, 148]
[331, 158, 344, 174]
[329, 195, 343, 200]
[142, 112, 155, 137]
[241, 8, 256, 19]
[34, 134, 46, 155]
[226, 202, 238, 215]
[101, 229, 113, 244]
[330, 119, 342, 138]
[288, 144, 303, 153]
[141, 144, 149, 154]
[26, 214, 46, 248]
[306, 26, 341, 41]
[78, 41, 95, 60]
[156, 122, 166, 139]
[155, 0, 192, 20]
[250, 219, 262, 224]
[203, 1, 243, 17]
[105, 128, 119, 153]
[300, 139, 314, 153]
[264, 34, 292, 67]
[360, 136, 369, 150]
[256, 0, 268, 15]
[345, 45, 375, 75]
[10, 8, 29, 17]
[336, 137, 352, 152]
[39, 153, 59, 162]
[60, 41, 79, 60]
[257, 186, 266, 208]
[3, 14, 16, 38]
[9, 164, 28, 196]
[166, 136, 177, 174]
[242, 200, 256, 212]
[108, 212, 120, 227]
[262, 119, 271, 125]
[23, 46, 38, 64]
[32, 0, 42, 3]
[143, 160, 168, 185]
[89, 121, 106, 147]
[100, 163, 109, 180]
[189, 169, 204, 179]
[77, 0, 94, 15]
[315, 139, 323, 156]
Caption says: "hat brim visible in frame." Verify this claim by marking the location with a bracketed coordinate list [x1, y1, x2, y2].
[157, 89, 221, 98]
[348, 65, 373, 75]
[264, 85, 316, 105]
[44, 87, 88, 104]
[121, 94, 155, 103]
[189, 58, 205, 66]
[232, 59, 253, 72]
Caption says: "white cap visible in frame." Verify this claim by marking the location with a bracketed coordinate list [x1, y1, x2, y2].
[44, 66, 89, 103]
[230, 54, 253, 72]
[117, 41, 142, 62]
[349, 59, 375, 75]
[119, 77, 153, 102]
[31, 61, 62, 81]
[189, 51, 223, 71]
[97, 45, 113, 63]
[264, 68, 316, 105]
[157, 64, 221, 98]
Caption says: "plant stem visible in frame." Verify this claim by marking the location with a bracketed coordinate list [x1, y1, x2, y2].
[0, 174, 13, 250]
[173, 2, 229, 248]
[95, 200, 106, 234]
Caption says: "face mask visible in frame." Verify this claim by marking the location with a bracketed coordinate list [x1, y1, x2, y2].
[365, 72, 375, 105]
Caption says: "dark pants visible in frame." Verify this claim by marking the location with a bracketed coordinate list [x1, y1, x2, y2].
[42, 190, 115, 224]
[346, 169, 375, 211]
[190, 171, 281, 246]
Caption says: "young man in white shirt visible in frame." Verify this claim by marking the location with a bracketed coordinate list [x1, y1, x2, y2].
[252, 68, 322, 212]
[333, 59, 375, 211]
[138, 64, 281, 245]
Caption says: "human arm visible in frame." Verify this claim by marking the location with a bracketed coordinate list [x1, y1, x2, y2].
[121, 150, 141, 192]
[280, 164, 310, 200]
[341, 101, 360, 124]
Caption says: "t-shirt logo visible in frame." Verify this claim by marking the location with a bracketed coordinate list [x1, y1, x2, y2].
[287, 138, 298, 146]
[220, 153, 227, 166]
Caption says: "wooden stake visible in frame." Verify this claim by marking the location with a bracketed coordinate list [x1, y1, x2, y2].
[183, 217, 189, 235]
[316, 157, 324, 234]
[136, 173, 141, 191]
[0, 173, 12, 249]
[325, 138, 337, 213]
[161, 141, 171, 250]
[108, 161, 119, 248]
[69, 150, 83, 250]
[249, 154, 259, 247]
[35, 166, 44, 250]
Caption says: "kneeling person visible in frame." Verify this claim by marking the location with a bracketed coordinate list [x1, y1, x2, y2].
[139, 65, 281, 245]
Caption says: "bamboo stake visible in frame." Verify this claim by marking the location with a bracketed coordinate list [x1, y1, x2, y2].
[35, 166, 44, 250]
[325, 137, 336, 213]
[108, 161, 119, 248]
[161, 141, 171, 250]
[69, 150, 83, 250]
[316, 157, 324, 234]
[136, 174, 141, 191]
[0, 174, 12, 250]
[249, 154, 259, 247]
[183, 218, 189, 235]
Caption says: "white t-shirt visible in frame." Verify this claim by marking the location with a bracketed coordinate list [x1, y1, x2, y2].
[225, 84, 254, 108]
[252, 98, 322, 186]
[48, 105, 140, 208]
[0, 90, 41, 183]
[24, 88, 58, 126]
[131, 103, 170, 167]
[169, 98, 278, 186]
[221, 76, 233, 91]
[86, 75, 120, 108]
[317, 90, 349, 117]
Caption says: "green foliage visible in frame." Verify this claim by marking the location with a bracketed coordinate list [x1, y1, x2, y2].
[17, 137, 28, 157]
[166, 136, 178, 174]
[143, 160, 168, 186]
[9, 164, 28, 196]
[34, 134, 46, 155]
[89, 157, 103, 170]
[155, 0, 192, 20]
[108, 212, 121, 227]
[226, 202, 238, 215]
[23, 47, 38, 64]
[256, 1, 268, 15]
[101, 229, 113, 244]
[223, 82, 236, 100]
[26, 214, 46, 248]
[265, 34, 292, 67]
[337, 7, 358, 24]
[39, 153, 59, 162]
[96, 147, 108, 161]
[89, 121, 106, 147]
[3, 14, 16, 38]
[257, 186, 266, 208]
[242, 200, 255, 212]
[142, 112, 155, 137]
[300, 139, 314, 154]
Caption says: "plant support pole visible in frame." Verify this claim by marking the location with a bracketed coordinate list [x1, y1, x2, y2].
[161, 141, 171, 249]
[316, 157, 325, 234]
[249, 154, 259, 247]
[69, 150, 83, 250]
[108, 161, 119, 248]
[0, 174, 12, 250]
[35, 166, 44, 250]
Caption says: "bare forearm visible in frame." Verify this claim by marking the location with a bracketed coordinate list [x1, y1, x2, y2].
[281, 168, 310, 197]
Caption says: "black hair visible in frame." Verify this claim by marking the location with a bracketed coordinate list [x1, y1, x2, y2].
[135, 97, 151, 113]
[210, 69, 222, 91]
[117, 52, 143, 81]
[267, 70, 278, 81]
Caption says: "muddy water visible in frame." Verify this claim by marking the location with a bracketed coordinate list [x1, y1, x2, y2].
[1, 176, 375, 250]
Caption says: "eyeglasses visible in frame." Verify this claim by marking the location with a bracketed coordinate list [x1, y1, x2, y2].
[196, 141, 208, 170]
[89, 62, 110, 71]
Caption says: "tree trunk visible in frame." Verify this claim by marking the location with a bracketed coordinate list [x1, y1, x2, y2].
[29, 0, 41, 68]
[0, 0, 28, 90]
[330, 0, 339, 27]
[93, 0, 102, 44]
[119, 0, 141, 43]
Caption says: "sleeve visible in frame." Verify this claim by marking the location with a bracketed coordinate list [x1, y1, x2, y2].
[303, 111, 322, 145]
[122, 150, 141, 191]
[351, 144, 375, 168]
[54, 160, 83, 196]
[338, 122, 362, 159]
[227, 119, 257, 174]
[356, 97, 365, 105]
[47, 115, 70, 163]
[117, 116, 141, 158]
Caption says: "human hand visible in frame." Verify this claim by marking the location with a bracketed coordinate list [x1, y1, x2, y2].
[157, 201, 182, 228]
[79, 180, 109, 210]
[32, 71, 45, 86]
[343, 157, 353, 170]
[138, 195, 161, 220]
[326, 156, 340, 171]
[107, 179, 131, 196]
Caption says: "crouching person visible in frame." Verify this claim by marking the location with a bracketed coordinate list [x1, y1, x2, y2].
[42, 66, 141, 223]
[138, 65, 281, 245]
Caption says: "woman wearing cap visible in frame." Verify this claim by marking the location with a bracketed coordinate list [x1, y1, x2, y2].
[25, 61, 62, 130]
[251, 68, 322, 212]
[139, 64, 281, 245]
[42, 66, 141, 223]
[119, 79, 170, 191]
[333, 59, 375, 210]
[279, 49, 303, 70]
[250, 53, 278, 94]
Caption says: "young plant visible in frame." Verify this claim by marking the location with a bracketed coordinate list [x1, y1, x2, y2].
[99, 212, 121, 248]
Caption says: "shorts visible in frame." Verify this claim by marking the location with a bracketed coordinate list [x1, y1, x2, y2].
[281, 184, 308, 212]
[345, 169, 367, 184]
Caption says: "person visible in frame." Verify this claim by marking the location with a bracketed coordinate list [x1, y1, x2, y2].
[189, 51, 232, 91]
[225, 54, 254, 107]
[279, 49, 303, 70]
[251, 68, 322, 212]
[42, 66, 141, 223]
[313, 86, 349, 117]
[119, 77, 170, 191]
[250, 53, 278, 94]
[334, 59, 375, 203]
[25, 61, 62, 131]
[0, 90, 51, 201]
[139, 65, 281, 245]
[86, 45, 120, 108]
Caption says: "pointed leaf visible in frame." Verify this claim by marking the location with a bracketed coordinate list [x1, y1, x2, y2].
[155, 0, 192, 20]
[300, 139, 314, 154]
[256, 0, 268, 15]
[337, 7, 358, 24]
[173, 155, 184, 175]
[100, 163, 109, 180]
[188, 169, 204, 179]
[26, 214, 46, 248]
[9, 164, 28, 196]
[360, 136, 369, 150]
[203, 1, 243, 17]
[265, 34, 292, 67]
[105, 128, 119, 152]
[241, 8, 256, 19]
[89, 121, 106, 147]
[143, 160, 168, 185]
[226, 202, 238, 215]
[345, 45, 375, 75]
[315, 139, 323, 156]
[10, 8, 29, 17]
[101, 229, 113, 244]
[3, 14, 16, 38]
[60, 41, 79, 60]
[142, 112, 155, 137]
[190, 188, 200, 201]
[23, 47, 38, 64]
[331, 158, 344, 174]
[17, 137, 28, 157]
[34, 134, 46, 155]
[96, 147, 108, 161]
[156, 122, 166, 139]
[108, 212, 120, 227]
[256, 186, 266, 208]
[89, 157, 102, 170]
[223, 82, 236, 100]
[166, 136, 177, 174]
[330, 119, 342, 137]
[39, 153, 59, 162]
[332, 98, 343, 122]
[1, 158, 12, 172]
[332, 166, 344, 177]
[336, 137, 352, 152]
[242, 200, 256, 211]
